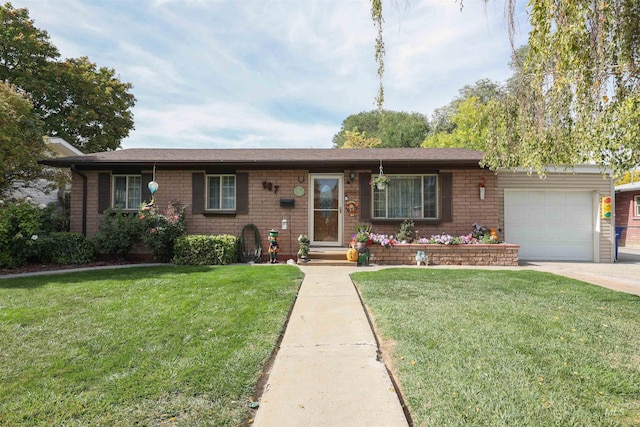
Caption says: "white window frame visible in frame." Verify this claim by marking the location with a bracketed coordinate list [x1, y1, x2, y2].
[635, 195, 640, 217]
[112, 174, 141, 210]
[372, 174, 439, 219]
[206, 174, 236, 211]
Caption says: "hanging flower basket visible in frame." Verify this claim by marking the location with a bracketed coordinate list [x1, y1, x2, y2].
[371, 175, 391, 189]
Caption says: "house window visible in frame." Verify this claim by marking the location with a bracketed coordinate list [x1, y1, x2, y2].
[207, 175, 236, 211]
[112, 175, 141, 210]
[635, 196, 640, 217]
[373, 175, 438, 219]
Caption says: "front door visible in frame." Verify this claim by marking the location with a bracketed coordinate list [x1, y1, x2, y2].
[309, 174, 343, 246]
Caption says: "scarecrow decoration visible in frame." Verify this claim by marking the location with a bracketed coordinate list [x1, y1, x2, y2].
[268, 229, 280, 263]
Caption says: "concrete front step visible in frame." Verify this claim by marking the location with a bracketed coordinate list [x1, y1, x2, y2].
[300, 247, 358, 266]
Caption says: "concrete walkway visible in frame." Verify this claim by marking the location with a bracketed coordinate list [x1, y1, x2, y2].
[252, 266, 408, 427]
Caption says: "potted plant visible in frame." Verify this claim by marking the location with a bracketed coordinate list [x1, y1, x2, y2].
[371, 175, 391, 190]
[355, 231, 370, 249]
[297, 234, 310, 263]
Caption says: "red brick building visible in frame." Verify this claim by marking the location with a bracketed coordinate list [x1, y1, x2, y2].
[615, 182, 640, 247]
[42, 148, 615, 262]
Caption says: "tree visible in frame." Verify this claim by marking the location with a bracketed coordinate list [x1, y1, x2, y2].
[422, 96, 491, 150]
[0, 2, 135, 152]
[371, 1, 640, 174]
[422, 79, 503, 150]
[0, 80, 50, 199]
[341, 127, 381, 148]
[333, 110, 428, 148]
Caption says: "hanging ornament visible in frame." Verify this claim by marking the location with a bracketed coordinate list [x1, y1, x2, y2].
[148, 181, 159, 195]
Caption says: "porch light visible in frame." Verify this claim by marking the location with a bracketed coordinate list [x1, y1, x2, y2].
[281, 218, 288, 230]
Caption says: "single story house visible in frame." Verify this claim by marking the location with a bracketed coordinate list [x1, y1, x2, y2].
[41, 148, 615, 263]
[615, 181, 640, 247]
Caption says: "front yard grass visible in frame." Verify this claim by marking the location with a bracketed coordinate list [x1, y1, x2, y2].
[353, 269, 640, 426]
[0, 265, 303, 426]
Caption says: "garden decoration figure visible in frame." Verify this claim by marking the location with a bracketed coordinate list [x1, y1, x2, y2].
[416, 250, 427, 266]
[268, 229, 280, 263]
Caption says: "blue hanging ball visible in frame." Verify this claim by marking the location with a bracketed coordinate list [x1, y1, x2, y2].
[148, 181, 159, 195]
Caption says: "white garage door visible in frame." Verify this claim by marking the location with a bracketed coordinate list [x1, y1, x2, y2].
[504, 191, 594, 261]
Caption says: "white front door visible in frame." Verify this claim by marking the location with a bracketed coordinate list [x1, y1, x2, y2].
[309, 174, 343, 246]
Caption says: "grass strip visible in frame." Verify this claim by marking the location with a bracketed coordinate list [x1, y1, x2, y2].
[0, 265, 302, 426]
[353, 269, 640, 426]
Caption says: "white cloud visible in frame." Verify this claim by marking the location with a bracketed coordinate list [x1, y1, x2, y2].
[12, 0, 530, 149]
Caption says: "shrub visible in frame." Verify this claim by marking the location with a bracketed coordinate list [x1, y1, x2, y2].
[92, 208, 144, 261]
[173, 235, 238, 265]
[139, 200, 186, 262]
[0, 201, 49, 268]
[35, 232, 96, 264]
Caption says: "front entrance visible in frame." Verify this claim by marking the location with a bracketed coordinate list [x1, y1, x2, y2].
[309, 174, 343, 246]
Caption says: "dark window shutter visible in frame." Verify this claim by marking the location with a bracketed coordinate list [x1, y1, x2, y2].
[236, 172, 249, 214]
[359, 173, 371, 221]
[440, 172, 453, 222]
[98, 173, 111, 213]
[192, 173, 205, 214]
[142, 173, 153, 203]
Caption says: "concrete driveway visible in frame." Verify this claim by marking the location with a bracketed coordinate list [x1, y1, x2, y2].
[524, 247, 640, 296]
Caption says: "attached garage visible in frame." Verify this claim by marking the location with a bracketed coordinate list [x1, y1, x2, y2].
[504, 190, 595, 261]
[498, 167, 615, 263]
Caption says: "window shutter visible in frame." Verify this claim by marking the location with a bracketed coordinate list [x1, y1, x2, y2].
[359, 172, 371, 221]
[236, 172, 249, 214]
[142, 173, 153, 203]
[192, 173, 205, 214]
[440, 172, 453, 222]
[98, 173, 111, 213]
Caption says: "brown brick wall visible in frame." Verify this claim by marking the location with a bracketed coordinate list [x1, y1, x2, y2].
[72, 168, 497, 257]
[368, 244, 520, 266]
[616, 191, 640, 247]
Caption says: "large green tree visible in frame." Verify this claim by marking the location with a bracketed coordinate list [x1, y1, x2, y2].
[371, 1, 640, 174]
[424, 78, 503, 149]
[0, 81, 50, 199]
[0, 2, 135, 152]
[333, 110, 429, 148]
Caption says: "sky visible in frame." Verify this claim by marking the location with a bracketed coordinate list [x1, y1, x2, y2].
[14, 0, 530, 150]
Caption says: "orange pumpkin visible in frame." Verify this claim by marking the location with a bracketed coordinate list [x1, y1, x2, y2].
[346, 248, 358, 262]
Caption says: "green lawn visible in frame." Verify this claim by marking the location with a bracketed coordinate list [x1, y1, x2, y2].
[353, 269, 640, 426]
[0, 265, 303, 426]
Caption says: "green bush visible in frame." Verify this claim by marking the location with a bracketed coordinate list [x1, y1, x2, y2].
[35, 232, 96, 264]
[0, 201, 49, 268]
[173, 235, 238, 265]
[92, 208, 144, 261]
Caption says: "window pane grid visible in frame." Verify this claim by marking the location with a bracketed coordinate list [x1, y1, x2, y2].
[372, 174, 438, 219]
[635, 196, 640, 217]
[207, 175, 235, 210]
[113, 175, 141, 210]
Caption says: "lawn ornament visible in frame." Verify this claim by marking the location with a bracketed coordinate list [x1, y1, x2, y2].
[268, 229, 280, 263]
[416, 251, 427, 266]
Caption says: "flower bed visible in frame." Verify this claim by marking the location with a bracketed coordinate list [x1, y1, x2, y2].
[368, 243, 520, 266]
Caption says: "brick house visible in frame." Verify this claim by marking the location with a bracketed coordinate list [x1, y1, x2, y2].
[42, 148, 615, 262]
[615, 181, 640, 247]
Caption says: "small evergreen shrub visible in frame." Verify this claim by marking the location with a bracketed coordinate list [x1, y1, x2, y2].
[92, 208, 144, 261]
[173, 235, 239, 265]
[35, 232, 96, 264]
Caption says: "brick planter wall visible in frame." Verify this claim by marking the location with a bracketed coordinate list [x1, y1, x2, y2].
[368, 244, 520, 266]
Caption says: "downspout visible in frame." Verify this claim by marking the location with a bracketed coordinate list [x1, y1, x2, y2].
[71, 165, 88, 237]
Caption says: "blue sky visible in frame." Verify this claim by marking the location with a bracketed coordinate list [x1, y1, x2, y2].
[15, 0, 529, 149]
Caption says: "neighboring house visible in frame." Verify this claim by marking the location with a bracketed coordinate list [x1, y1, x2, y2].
[615, 181, 640, 247]
[41, 148, 615, 262]
[11, 137, 83, 206]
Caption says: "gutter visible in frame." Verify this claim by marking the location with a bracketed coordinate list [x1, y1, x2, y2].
[71, 165, 87, 237]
